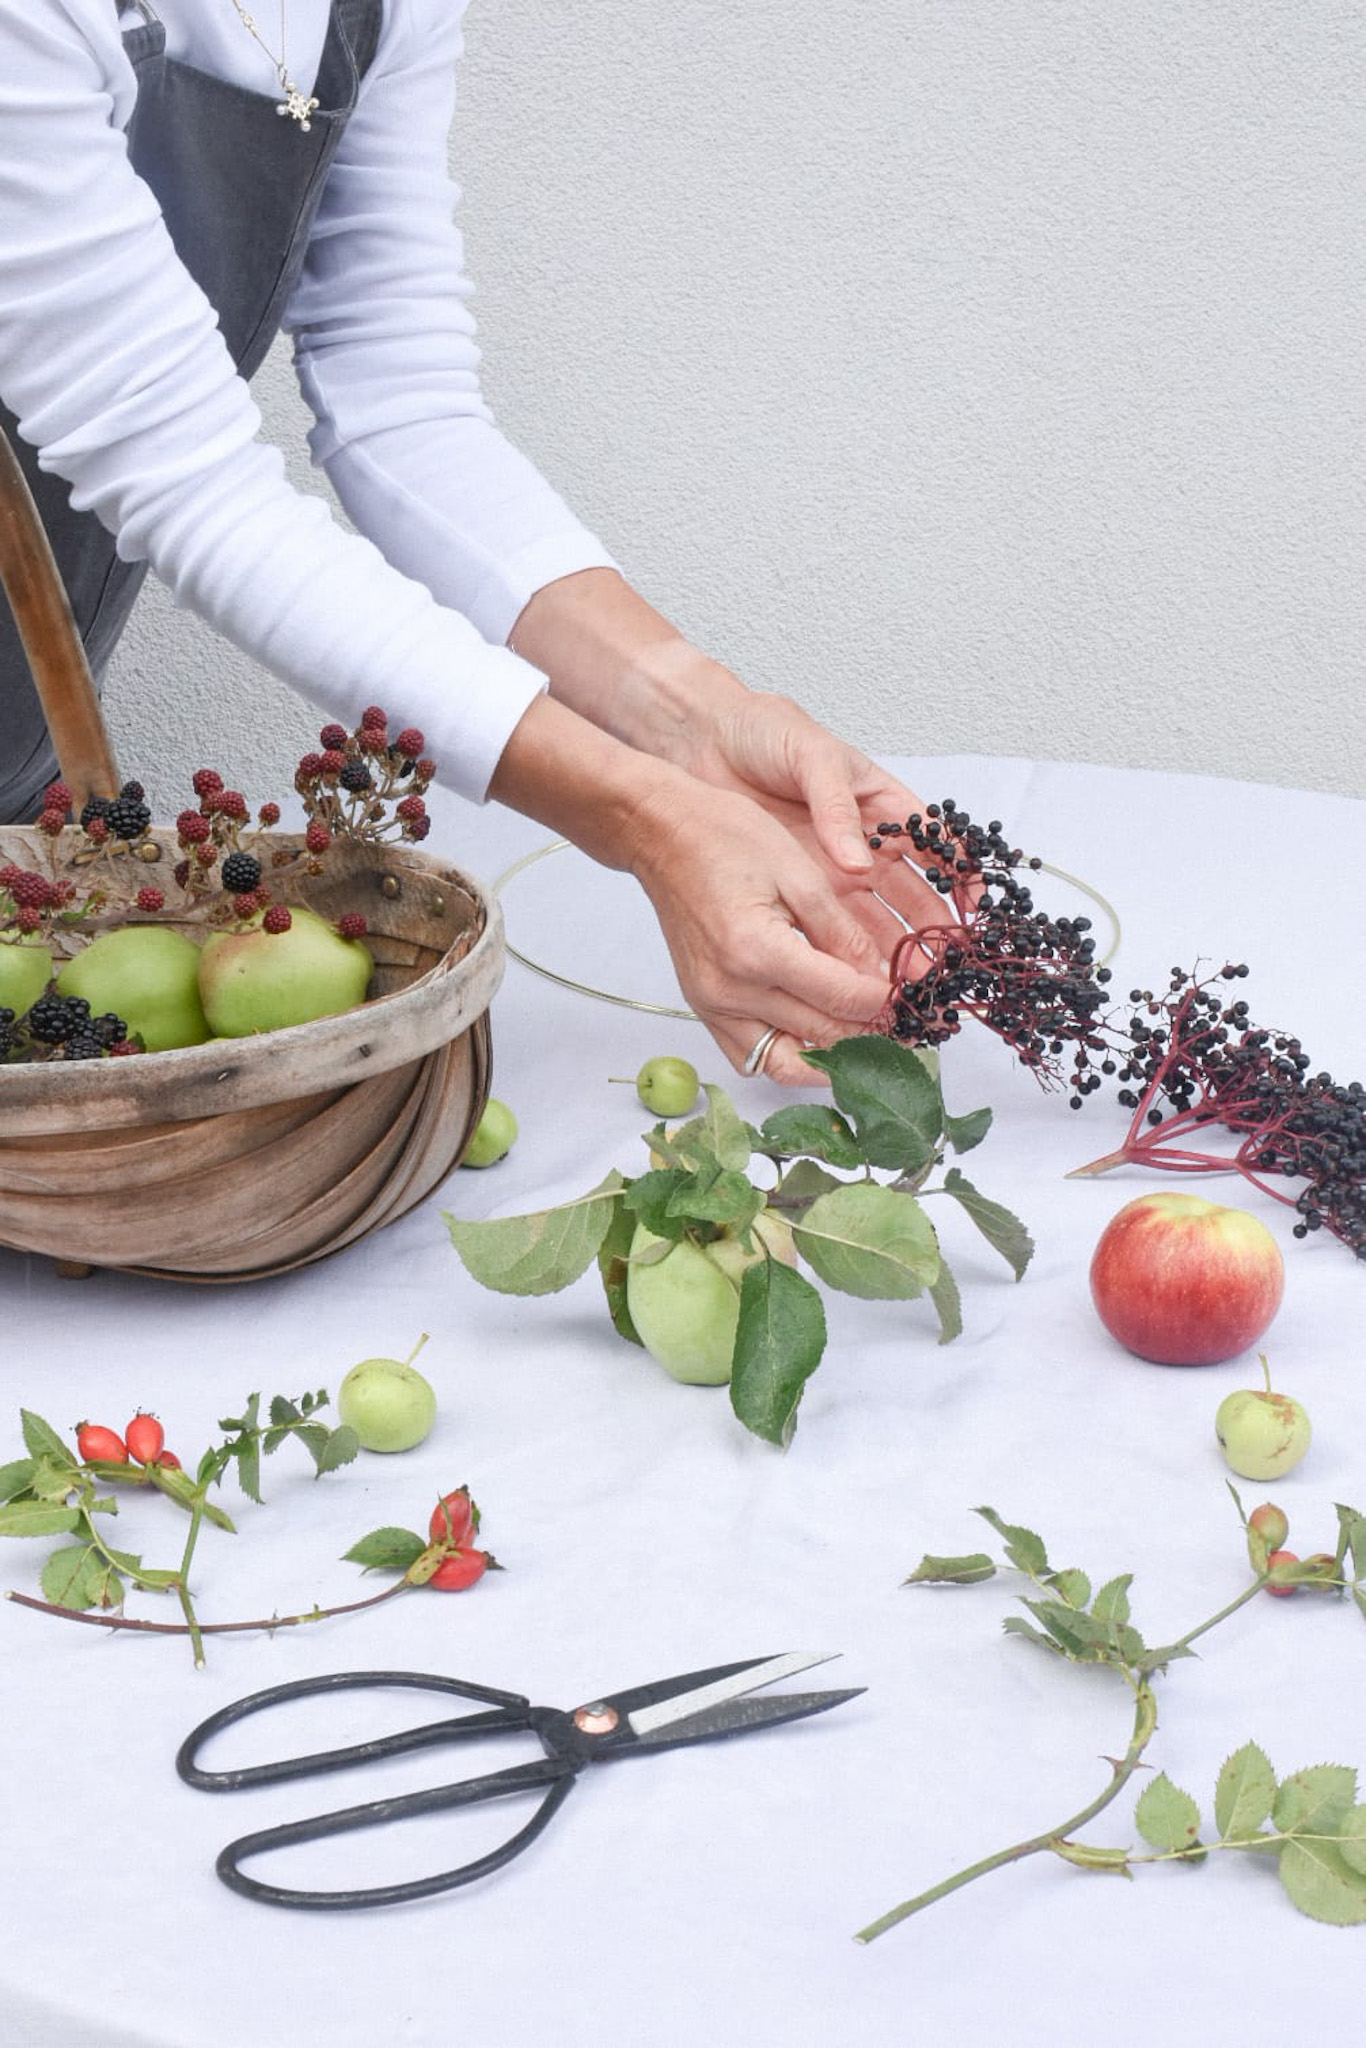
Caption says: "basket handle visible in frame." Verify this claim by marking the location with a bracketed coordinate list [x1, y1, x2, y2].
[0, 423, 120, 808]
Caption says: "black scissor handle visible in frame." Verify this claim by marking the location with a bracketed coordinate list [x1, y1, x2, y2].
[214, 1753, 580, 1911]
[177, 1669, 533, 1791]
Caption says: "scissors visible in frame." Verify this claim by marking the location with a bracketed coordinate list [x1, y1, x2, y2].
[176, 1650, 863, 1911]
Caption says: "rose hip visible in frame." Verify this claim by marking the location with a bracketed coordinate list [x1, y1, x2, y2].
[1265, 1549, 1301, 1596]
[124, 1413, 165, 1466]
[428, 1548, 491, 1592]
[76, 1423, 128, 1465]
[428, 1487, 478, 1549]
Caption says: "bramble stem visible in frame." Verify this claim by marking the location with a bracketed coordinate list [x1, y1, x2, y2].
[4, 1575, 410, 1644]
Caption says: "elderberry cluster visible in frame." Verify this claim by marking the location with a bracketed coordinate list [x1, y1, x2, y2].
[868, 802, 1366, 1258]
[871, 802, 1114, 1083]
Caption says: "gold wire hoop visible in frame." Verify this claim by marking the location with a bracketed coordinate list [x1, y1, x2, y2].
[492, 838, 1122, 1019]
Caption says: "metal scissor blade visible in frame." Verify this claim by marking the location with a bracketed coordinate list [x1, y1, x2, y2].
[632, 1686, 866, 1751]
[626, 1652, 843, 1738]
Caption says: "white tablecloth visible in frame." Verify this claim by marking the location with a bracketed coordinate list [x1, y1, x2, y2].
[2, 755, 1362, 2048]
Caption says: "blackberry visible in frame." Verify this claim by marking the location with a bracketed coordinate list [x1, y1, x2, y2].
[79, 795, 112, 831]
[221, 851, 263, 893]
[106, 794, 152, 842]
[27, 992, 91, 1043]
[0, 1006, 16, 1060]
[119, 779, 146, 803]
[339, 760, 373, 793]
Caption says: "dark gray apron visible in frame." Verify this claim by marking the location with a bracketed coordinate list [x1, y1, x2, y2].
[0, 0, 383, 822]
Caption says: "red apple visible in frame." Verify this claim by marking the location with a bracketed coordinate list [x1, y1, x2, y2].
[1088, 1191, 1284, 1365]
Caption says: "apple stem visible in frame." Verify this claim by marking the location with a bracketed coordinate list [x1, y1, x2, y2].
[1258, 1351, 1272, 1395]
[404, 1332, 431, 1369]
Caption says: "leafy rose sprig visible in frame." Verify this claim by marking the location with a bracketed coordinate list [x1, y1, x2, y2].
[0, 1394, 359, 1665]
[445, 1038, 1033, 1446]
[858, 1491, 1366, 1941]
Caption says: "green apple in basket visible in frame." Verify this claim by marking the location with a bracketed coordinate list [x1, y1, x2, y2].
[198, 905, 373, 1036]
[0, 935, 54, 1019]
[56, 925, 210, 1051]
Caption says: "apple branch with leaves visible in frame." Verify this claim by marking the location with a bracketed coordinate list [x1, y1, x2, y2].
[857, 1489, 1366, 1942]
[444, 1037, 1033, 1447]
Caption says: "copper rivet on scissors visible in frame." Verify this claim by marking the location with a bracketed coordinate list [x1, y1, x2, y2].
[573, 1702, 619, 1735]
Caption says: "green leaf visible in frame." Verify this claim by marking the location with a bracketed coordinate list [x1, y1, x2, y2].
[233, 1434, 262, 1506]
[622, 1170, 693, 1241]
[1134, 1774, 1204, 1857]
[1091, 1575, 1133, 1627]
[655, 1086, 752, 1175]
[27, 1457, 80, 1504]
[1020, 1599, 1112, 1661]
[943, 1105, 992, 1155]
[975, 1507, 1049, 1576]
[444, 1170, 626, 1295]
[343, 1526, 427, 1573]
[39, 1544, 124, 1611]
[667, 1168, 764, 1237]
[792, 1183, 940, 1299]
[941, 1169, 1034, 1280]
[1214, 1742, 1277, 1840]
[1046, 1568, 1091, 1609]
[312, 1426, 359, 1475]
[0, 1457, 36, 1502]
[801, 1035, 943, 1173]
[728, 1259, 827, 1448]
[1050, 1840, 1133, 1876]
[1337, 1807, 1366, 1877]
[1279, 1837, 1366, 1925]
[1273, 1765, 1357, 1837]
[0, 1500, 82, 1539]
[1001, 1615, 1062, 1655]
[903, 1552, 997, 1585]
[1335, 1504, 1366, 1579]
[20, 1410, 76, 1469]
[927, 1262, 963, 1344]
[771, 1159, 842, 1214]
[597, 1193, 644, 1346]
[1135, 1640, 1197, 1676]
[757, 1103, 865, 1170]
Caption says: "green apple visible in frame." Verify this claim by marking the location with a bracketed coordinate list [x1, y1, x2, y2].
[198, 906, 372, 1037]
[626, 1210, 797, 1385]
[0, 937, 53, 1019]
[610, 1056, 699, 1117]
[461, 1098, 517, 1168]
[1215, 1355, 1311, 1480]
[337, 1335, 438, 1453]
[56, 926, 210, 1050]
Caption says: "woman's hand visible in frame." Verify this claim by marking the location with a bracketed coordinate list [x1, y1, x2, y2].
[625, 774, 896, 1085]
[665, 684, 954, 958]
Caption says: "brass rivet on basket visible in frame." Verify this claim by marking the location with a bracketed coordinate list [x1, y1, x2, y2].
[138, 840, 161, 863]
[381, 875, 400, 899]
[432, 895, 446, 917]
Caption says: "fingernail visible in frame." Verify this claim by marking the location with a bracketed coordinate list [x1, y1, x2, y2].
[840, 836, 874, 870]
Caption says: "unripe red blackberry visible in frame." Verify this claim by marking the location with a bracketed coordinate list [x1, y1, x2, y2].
[337, 913, 367, 939]
[192, 768, 224, 798]
[262, 905, 292, 934]
[305, 820, 330, 853]
[37, 809, 66, 837]
[360, 705, 387, 730]
[257, 802, 281, 827]
[319, 724, 348, 750]
[319, 749, 345, 776]
[394, 727, 425, 758]
[217, 790, 248, 822]
[136, 886, 165, 913]
[176, 809, 211, 845]
[396, 795, 426, 822]
[43, 780, 73, 815]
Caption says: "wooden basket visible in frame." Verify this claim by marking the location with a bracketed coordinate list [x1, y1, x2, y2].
[0, 431, 502, 1281]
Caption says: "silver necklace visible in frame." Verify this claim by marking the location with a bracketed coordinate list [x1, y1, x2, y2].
[226, 0, 320, 131]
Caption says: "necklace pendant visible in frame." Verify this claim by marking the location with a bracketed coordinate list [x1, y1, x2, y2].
[276, 81, 320, 131]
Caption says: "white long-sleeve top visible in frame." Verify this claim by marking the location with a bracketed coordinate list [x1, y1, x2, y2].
[0, 0, 618, 802]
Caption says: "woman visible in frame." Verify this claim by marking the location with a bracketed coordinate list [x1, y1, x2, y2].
[0, 0, 941, 1081]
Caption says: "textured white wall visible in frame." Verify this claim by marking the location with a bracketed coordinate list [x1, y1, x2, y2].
[105, 0, 1365, 813]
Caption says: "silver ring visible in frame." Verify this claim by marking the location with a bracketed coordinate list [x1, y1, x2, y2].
[742, 1026, 783, 1077]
